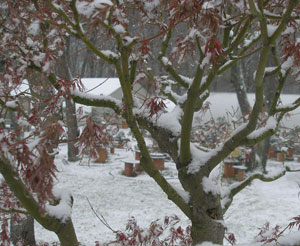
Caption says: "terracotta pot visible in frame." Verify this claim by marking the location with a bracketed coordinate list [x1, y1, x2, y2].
[124, 162, 134, 177]
[121, 121, 128, 129]
[153, 158, 164, 170]
[236, 169, 245, 182]
[95, 148, 107, 163]
[277, 152, 284, 162]
[135, 151, 141, 160]
[110, 147, 115, 154]
[135, 162, 143, 171]
[224, 162, 235, 178]
[287, 148, 294, 159]
[268, 147, 276, 159]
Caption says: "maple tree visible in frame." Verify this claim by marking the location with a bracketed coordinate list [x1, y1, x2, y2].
[0, 0, 300, 245]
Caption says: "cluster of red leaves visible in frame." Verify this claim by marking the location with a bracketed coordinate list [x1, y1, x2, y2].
[77, 117, 113, 159]
[0, 182, 24, 246]
[226, 233, 236, 245]
[169, 0, 204, 25]
[256, 222, 282, 245]
[0, 218, 9, 246]
[108, 215, 192, 246]
[145, 97, 167, 119]
[287, 215, 300, 231]
[138, 39, 151, 60]
[205, 37, 226, 67]
[0, 120, 63, 206]
[282, 39, 300, 78]
[255, 216, 300, 246]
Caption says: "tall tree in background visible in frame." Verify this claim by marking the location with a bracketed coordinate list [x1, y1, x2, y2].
[55, 38, 79, 162]
[0, 1, 300, 245]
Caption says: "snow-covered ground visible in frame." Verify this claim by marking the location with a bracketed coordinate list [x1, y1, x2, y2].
[33, 142, 300, 246]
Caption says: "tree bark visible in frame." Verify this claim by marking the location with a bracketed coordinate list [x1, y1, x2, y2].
[8, 111, 36, 246]
[0, 155, 79, 246]
[230, 61, 251, 116]
[65, 98, 79, 162]
[10, 215, 36, 246]
[55, 38, 79, 162]
[260, 51, 278, 172]
[179, 169, 225, 245]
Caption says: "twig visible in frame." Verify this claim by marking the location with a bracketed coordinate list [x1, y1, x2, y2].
[86, 197, 116, 233]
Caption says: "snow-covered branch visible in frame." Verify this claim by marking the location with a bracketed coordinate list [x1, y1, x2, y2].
[222, 167, 286, 213]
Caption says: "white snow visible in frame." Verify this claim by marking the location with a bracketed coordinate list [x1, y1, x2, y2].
[157, 105, 182, 135]
[161, 56, 172, 66]
[267, 24, 278, 37]
[203, 93, 300, 128]
[76, 0, 113, 18]
[113, 24, 126, 34]
[80, 78, 120, 96]
[45, 187, 73, 223]
[247, 117, 277, 139]
[5, 100, 17, 108]
[202, 176, 219, 196]
[101, 50, 119, 59]
[32, 149, 300, 246]
[28, 20, 40, 36]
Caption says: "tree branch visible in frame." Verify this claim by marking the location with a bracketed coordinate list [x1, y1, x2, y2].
[222, 169, 286, 213]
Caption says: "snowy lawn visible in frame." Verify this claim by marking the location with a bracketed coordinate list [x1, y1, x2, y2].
[35, 144, 300, 245]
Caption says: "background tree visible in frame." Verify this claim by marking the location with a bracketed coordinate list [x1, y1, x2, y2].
[0, 1, 300, 246]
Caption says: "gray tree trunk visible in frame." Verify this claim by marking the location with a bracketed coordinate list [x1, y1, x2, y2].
[8, 111, 36, 246]
[10, 215, 36, 246]
[230, 61, 251, 116]
[230, 61, 258, 170]
[65, 97, 79, 162]
[260, 51, 278, 173]
[179, 169, 225, 245]
[55, 38, 79, 162]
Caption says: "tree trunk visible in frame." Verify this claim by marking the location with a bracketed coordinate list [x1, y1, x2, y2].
[190, 192, 225, 245]
[8, 111, 36, 246]
[230, 61, 250, 116]
[55, 38, 79, 162]
[56, 219, 78, 246]
[179, 169, 225, 245]
[10, 215, 36, 246]
[65, 98, 79, 162]
[259, 51, 278, 172]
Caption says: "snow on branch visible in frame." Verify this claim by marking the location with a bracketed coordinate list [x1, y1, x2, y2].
[156, 105, 183, 136]
[221, 167, 286, 213]
[71, 88, 122, 109]
[246, 117, 277, 140]
[276, 97, 300, 114]
[187, 145, 223, 174]
[76, 0, 113, 18]
[46, 187, 73, 223]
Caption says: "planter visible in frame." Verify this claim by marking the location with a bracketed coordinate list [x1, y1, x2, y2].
[268, 147, 276, 159]
[277, 152, 284, 162]
[233, 165, 247, 182]
[287, 148, 294, 160]
[95, 148, 107, 163]
[121, 121, 128, 129]
[135, 151, 141, 160]
[110, 147, 115, 154]
[123, 160, 140, 177]
[135, 162, 143, 171]
[223, 161, 235, 178]
[124, 162, 134, 177]
[153, 158, 164, 170]
[151, 153, 165, 170]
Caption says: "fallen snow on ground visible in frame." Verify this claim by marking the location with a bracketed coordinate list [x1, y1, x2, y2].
[34, 145, 300, 245]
